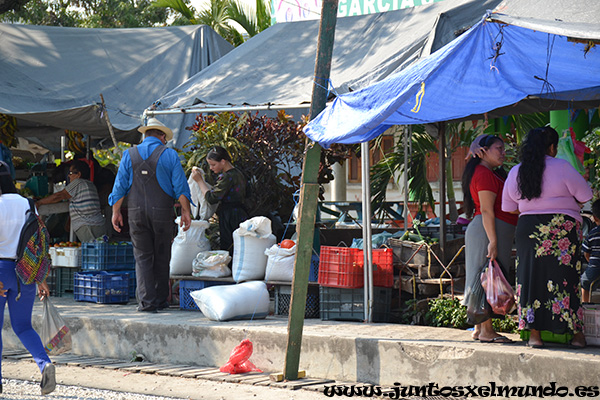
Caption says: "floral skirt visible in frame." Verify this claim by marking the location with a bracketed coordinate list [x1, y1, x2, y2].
[515, 214, 584, 334]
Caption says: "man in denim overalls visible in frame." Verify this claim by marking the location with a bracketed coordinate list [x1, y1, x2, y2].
[109, 118, 191, 312]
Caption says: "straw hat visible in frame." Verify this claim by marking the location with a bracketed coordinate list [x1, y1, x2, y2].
[138, 118, 173, 141]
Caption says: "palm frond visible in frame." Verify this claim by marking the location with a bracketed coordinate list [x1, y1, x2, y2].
[151, 0, 195, 21]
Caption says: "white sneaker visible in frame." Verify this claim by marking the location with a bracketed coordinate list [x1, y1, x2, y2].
[41, 363, 56, 395]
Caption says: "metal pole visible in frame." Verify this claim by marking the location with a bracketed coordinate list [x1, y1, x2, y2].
[361, 141, 373, 322]
[438, 122, 446, 263]
[403, 126, 410, 229]
[145, 103, 309, 116]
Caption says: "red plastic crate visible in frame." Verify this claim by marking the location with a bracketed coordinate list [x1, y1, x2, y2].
[356, 248, 394, 288]
[318, 246, 393, 289]
[318, 246, 362, 288]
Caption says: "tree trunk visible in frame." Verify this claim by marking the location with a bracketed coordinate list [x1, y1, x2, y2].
[445, 146, 458, 222]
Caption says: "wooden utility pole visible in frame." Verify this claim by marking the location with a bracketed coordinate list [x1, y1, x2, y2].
[283, 0, 339, 380]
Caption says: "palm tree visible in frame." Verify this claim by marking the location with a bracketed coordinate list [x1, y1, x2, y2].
[370, 123, 480, 223]
[152, 0, 271, 46]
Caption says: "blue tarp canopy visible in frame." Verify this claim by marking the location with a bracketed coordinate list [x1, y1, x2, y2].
[304, 0, 600, 147]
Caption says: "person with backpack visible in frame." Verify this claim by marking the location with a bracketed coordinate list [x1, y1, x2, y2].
[0, 161, 55, 395]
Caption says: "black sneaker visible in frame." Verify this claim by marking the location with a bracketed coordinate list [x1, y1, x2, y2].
[41, 363, 56, 395]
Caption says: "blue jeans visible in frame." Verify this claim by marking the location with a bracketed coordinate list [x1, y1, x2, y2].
[0, 260, 51, 379]
[581, 264, 600, 291]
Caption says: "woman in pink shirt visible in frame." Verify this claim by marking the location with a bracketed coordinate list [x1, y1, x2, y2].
[502, 127, 592, 349]
[462, 134, 518, 343]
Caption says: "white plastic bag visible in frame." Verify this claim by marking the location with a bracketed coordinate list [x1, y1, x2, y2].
[188, 171, 218, 220]
[170, 218, 211, 275]
[232, 216, 277, 282]
[40, 297, 72, 355]
[192, 250, 232, 278]
[190, 281, 270, 321]
[264, 244, 296, 282]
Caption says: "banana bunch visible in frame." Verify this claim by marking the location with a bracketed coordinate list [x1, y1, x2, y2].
[65, 130, 86, 155]
[0, 114, 18, 148]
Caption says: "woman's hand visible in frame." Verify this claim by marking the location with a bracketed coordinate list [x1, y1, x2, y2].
[486, 241, 498, 261]
[0, 281, 6, 297]
[38, 281, 50, 300]
[191, 167, 204, 183]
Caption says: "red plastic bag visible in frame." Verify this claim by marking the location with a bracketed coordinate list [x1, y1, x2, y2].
[480, 259, 515, 315]
[220, 339, 262, 374]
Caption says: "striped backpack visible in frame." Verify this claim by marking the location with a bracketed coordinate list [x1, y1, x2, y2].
[16, 199, 52, 285]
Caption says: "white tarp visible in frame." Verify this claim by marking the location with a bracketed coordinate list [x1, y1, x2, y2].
[0, 23, 233, 150]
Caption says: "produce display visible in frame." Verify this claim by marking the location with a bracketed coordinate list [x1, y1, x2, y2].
[52, 241, 81, 248]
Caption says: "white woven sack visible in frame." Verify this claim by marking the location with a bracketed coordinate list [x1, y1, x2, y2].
[192, 250, 232, 278]
[169, 218, 210, 275]
[188, 172, 218, 220]
[232, 217, 277, 282]
[264, 244, 296, 282]
[190, 281, 270, 321]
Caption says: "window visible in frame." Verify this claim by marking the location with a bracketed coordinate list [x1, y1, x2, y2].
[426, 145, 469, 182]
[348, 135, 395, 183]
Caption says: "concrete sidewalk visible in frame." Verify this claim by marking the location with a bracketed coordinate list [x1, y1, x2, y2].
[3, 296, 599, 390]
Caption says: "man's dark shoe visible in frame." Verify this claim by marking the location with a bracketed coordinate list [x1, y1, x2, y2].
[137, 306, 158, 313]
[157, 303, 170, 310]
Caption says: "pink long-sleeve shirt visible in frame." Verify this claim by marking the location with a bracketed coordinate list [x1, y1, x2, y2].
[502, 156, 592, 223]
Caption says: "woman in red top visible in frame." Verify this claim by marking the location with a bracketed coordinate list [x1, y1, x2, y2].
[461, 134, 518, 343]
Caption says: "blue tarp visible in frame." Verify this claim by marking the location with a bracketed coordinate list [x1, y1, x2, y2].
[304, 12, 600, 147]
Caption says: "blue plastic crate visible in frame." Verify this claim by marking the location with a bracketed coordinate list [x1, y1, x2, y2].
[111, 270, 137, 299]
[82, 242, 135, 271]
[309, 254, 319, 282]
[74, 271, 129, 304]
[179, 280, 234, 310]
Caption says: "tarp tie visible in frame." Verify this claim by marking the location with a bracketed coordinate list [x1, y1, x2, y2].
[313, 77, 338, 99]
[534, 33, 557, 102]
[488, 24, 506, 72]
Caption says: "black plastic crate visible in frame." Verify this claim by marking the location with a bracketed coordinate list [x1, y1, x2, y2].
[48, 267, 80, 297]
[319, 286, 391, 322]
[274, 285, 319, 318]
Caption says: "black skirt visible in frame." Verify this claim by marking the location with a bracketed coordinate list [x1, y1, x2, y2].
[515, 214, 585, 334]
[218, 204, 249, 255]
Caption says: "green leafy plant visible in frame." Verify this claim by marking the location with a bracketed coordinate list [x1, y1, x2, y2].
[184, 111, 305, 220]
[492, 314, 519, 334]
[424, 296, 519, 333]
[94, 142, 131, 168]
[425, 296, 468, 329]
[583, 127, 600, 194]
[184, 110, 353, 221]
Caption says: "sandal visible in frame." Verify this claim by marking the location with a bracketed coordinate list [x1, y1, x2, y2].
[480, 335, 514, 344]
